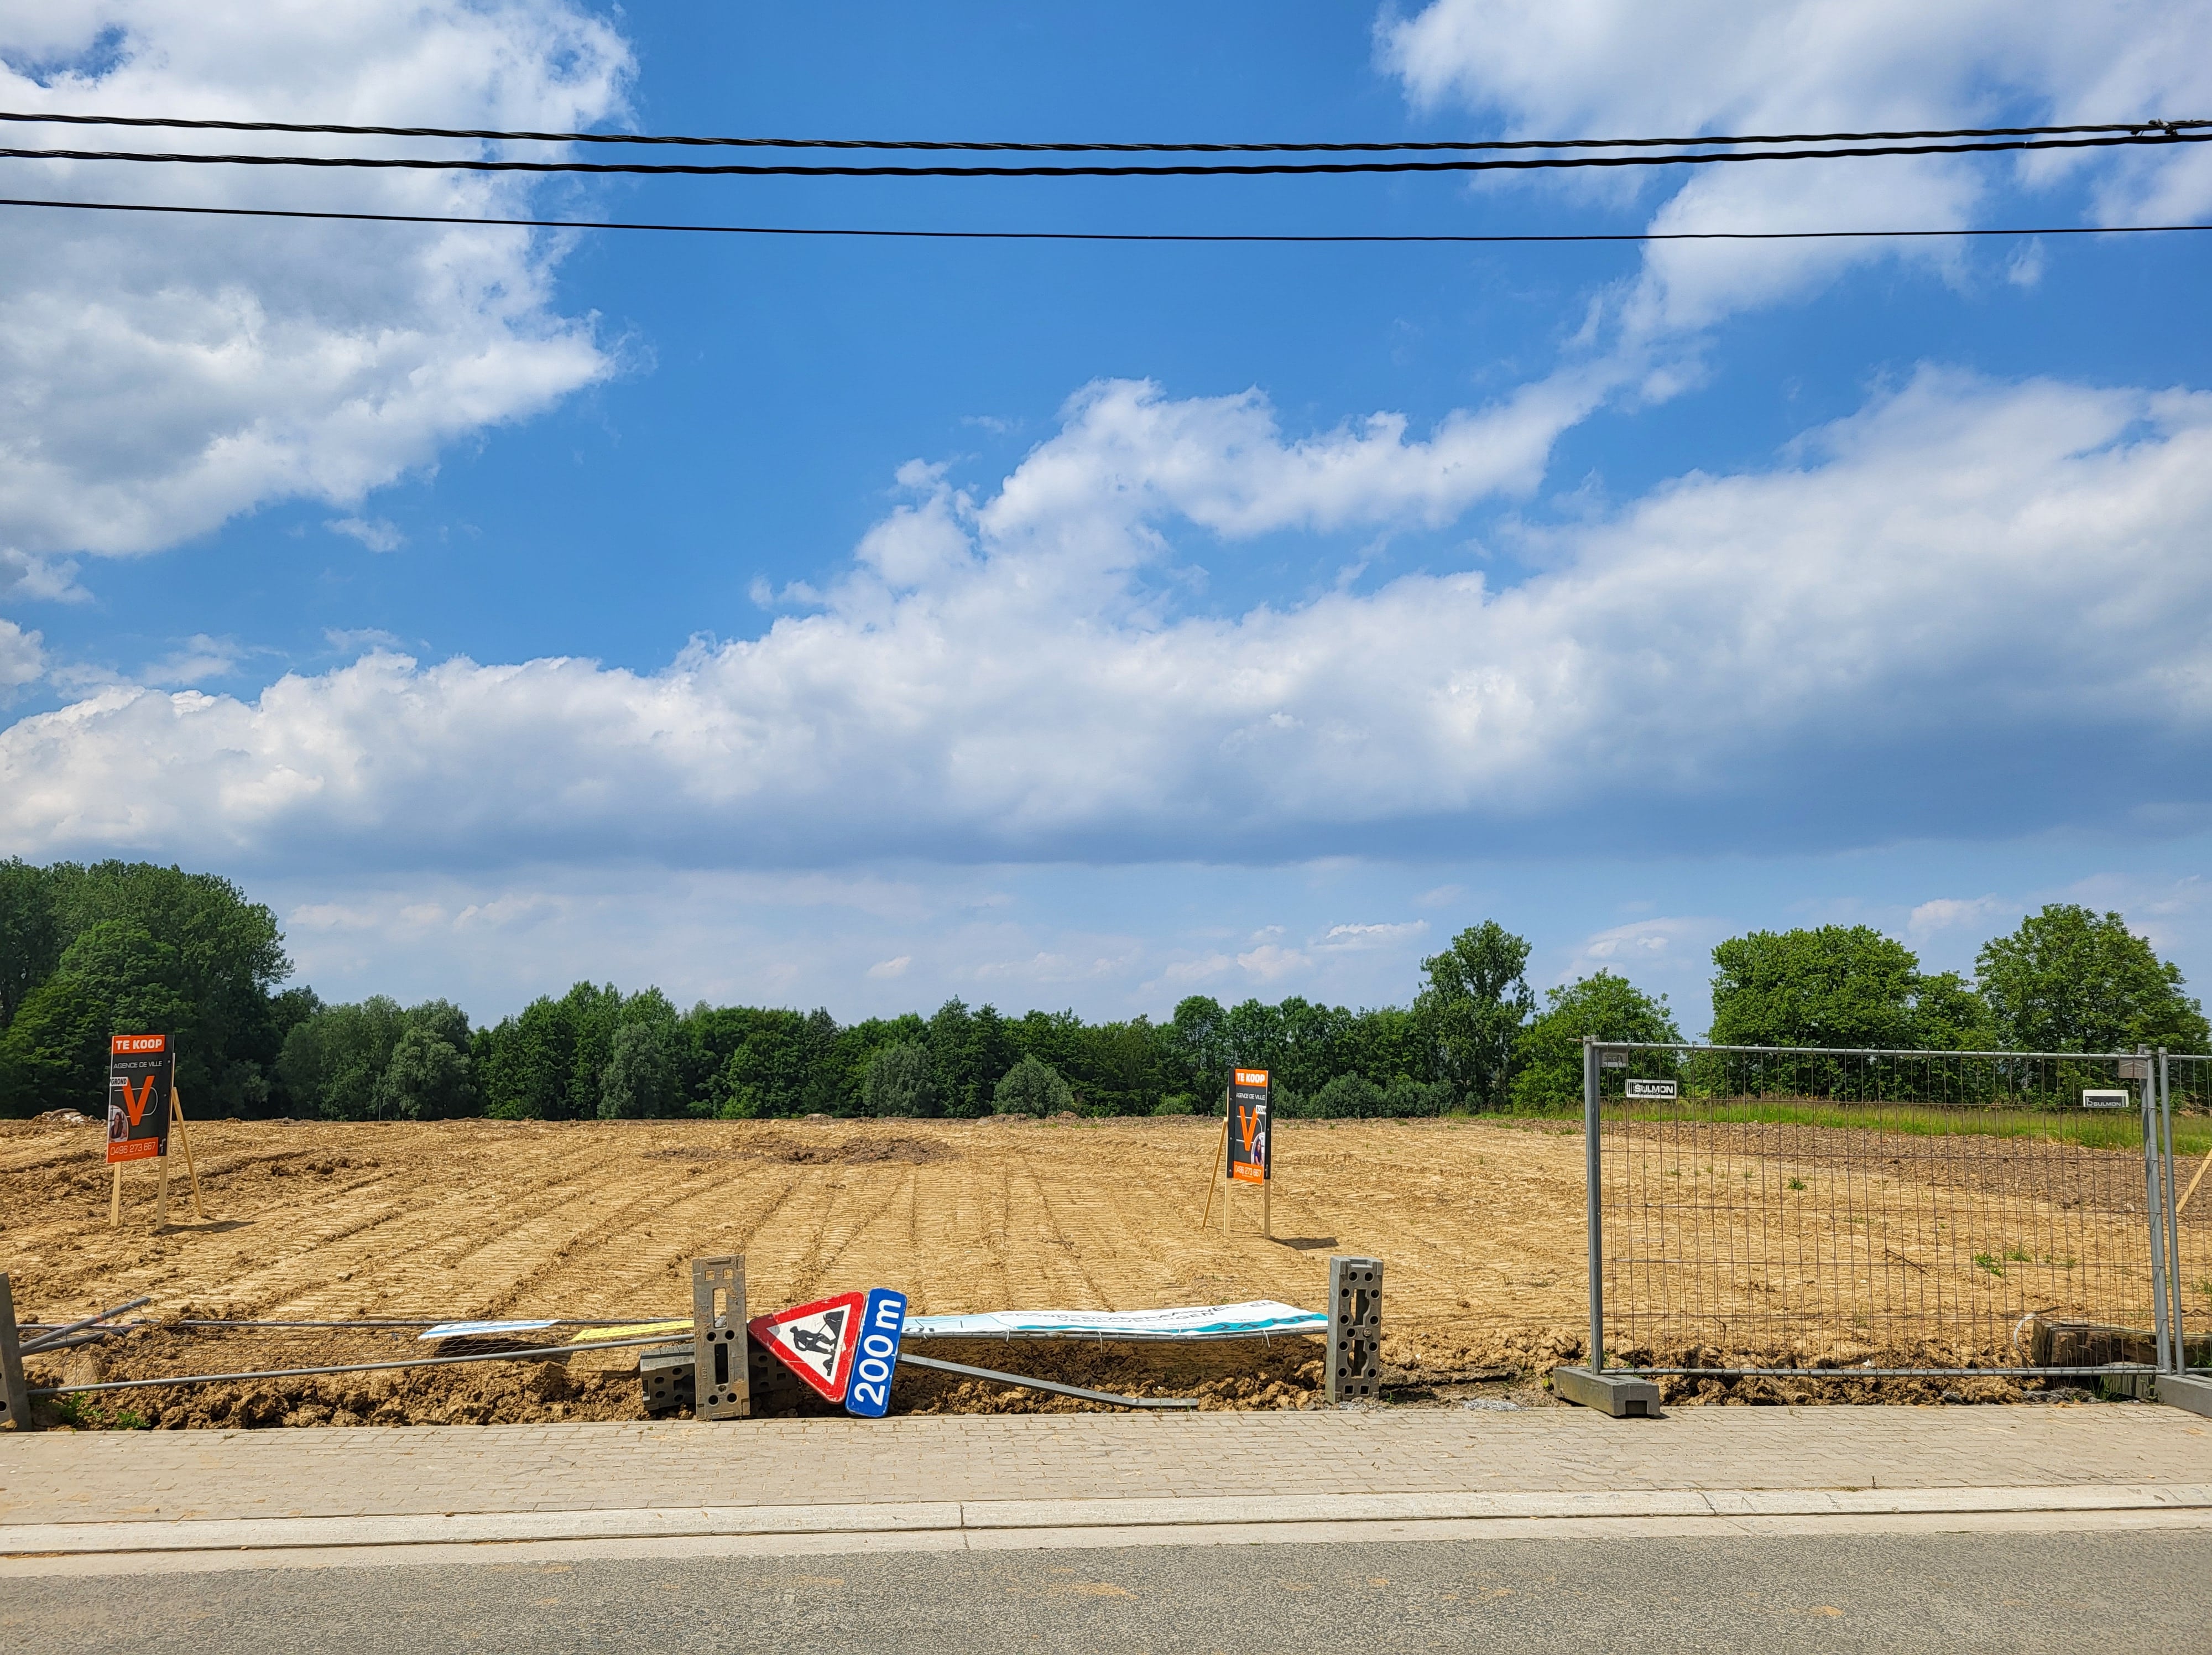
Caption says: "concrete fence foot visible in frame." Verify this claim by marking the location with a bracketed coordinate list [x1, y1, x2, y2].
[2156, 1373, 2212, 1418]
[1551, 1366, 1661, 1418]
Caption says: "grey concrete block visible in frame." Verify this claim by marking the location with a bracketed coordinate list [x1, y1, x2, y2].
[692, 1256, 750, 1422]
[2156, 1372, 2212, 1417]
[1551, 1365, 1662, 1418]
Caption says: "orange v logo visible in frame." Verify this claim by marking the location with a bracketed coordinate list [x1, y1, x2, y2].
[118, 1075, 158, 1127]
[1238, 1105, 1258, 1154]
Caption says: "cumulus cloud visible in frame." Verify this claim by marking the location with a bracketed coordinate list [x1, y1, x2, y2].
[0, 618, 44, 700]
[327, 518, 405, 555]
[0, 2, 629, 565]
[1379, 0, 2212, 335]
[1, 368, 2209, 870]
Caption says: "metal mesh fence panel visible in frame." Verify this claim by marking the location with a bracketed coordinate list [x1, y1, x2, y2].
[2168, 1054, 2212, 1372]
[1593, 1044, 2162, 1376]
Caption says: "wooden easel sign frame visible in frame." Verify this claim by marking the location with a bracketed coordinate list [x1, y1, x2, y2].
[105, 1034, 206, 1229]
[1198, 1067, 1273, 1237]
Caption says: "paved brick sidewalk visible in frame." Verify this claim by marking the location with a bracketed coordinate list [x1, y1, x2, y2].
[6, 1405, 2210, 1527]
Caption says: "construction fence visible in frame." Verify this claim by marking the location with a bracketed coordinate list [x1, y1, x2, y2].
[1579, 1042, 2209, 1381]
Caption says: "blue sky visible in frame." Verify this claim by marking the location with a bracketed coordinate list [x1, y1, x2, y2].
[3, 1, 2211, 1031]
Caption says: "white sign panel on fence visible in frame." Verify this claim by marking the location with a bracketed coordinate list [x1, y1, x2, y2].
[2081, 1089, 2131, 1110]
[1624, 1078, 1678, 1100]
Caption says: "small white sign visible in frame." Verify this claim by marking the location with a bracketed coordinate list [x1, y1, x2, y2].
[1599, 1051, 1628, 1069]
[2081, 1089, 2131, 1110]
[2117, 1058, 2152, 1081]
[1625, 1078, 1679, 1100]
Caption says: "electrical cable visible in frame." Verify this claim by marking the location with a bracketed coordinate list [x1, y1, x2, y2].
[3, 195, 2208, 244]
[0, 108, 2202, 153]
[1, 129, 2205, 176]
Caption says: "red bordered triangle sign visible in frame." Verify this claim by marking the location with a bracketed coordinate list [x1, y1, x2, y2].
[749, 1291, 865, 1401]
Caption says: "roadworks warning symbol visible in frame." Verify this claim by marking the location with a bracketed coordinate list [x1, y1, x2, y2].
[749, 1291, 865, 1401]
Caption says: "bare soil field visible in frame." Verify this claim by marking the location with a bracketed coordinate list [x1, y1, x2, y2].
[1, 1112, 2176, 1424]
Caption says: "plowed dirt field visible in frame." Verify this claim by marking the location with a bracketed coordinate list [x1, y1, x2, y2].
[0, 1114, 1589, 1424]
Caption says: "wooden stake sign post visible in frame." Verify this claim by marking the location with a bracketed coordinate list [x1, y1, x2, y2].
[105, 1034, 205, 1230]
[1198, 1068, 1272, 1237]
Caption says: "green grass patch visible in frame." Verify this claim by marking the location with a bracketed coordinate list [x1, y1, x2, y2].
[1606, 1097, 2210, 1154]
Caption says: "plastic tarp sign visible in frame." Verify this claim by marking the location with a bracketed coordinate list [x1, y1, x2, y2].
[905, 1299, 1327, 1342]
[419, 1320, 557, 1341]
[750, 1290, 865, 1401]
[843, 1289, 908, 1419]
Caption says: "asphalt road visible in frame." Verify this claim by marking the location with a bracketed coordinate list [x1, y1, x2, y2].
[5, 1531, 2206, 1654]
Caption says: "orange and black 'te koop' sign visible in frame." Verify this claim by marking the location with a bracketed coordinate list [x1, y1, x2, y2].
[107, 1034, 174, 1165]
[1228, 1067, 1271, 1184]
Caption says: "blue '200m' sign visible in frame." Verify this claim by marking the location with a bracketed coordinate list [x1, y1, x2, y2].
[844, 1288, 908, 1418]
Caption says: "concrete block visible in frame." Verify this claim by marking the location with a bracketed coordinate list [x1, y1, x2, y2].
[639, 1345, 693, 1417]
[2156, 1372, 2212, 1417]
[1551, 1365, 1661, 1418]
[1327, 1256, 1383, 1406]
[691, 1255, 749, 1422]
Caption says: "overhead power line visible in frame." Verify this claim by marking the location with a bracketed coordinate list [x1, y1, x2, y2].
[1, 129, 2208, 178]
[5, 195, 2208, 244]
[0, 108, 2203, 153]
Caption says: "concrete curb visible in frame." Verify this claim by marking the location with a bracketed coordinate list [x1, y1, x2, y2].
[7, 1482, 2210, 1558]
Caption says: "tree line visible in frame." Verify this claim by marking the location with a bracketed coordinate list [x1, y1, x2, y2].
[0, 856, 2204, 1121]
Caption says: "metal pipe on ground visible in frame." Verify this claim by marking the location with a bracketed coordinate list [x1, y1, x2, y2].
[19, 1296, 154, 1356]
[897, 1350, 1199, 1410]
[27, 1333, 675, 1398]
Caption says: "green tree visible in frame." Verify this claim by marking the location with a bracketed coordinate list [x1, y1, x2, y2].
[863, 1040, 940, 1117]
[1709, 927, 1921, 1049]
[1414, 921, 1536, 1108]
[46, 861, 291, 1111]
[377, 1022, 474, 1120]
[1975, 905, 2211, 1053]
[993, 1053, 1073, 1117]
[0, 857, 61, 1033]
[1511, 971, 1682, 1111]
[0, 921, 195, 1115]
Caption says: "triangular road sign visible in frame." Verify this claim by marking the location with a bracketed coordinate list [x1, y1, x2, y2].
[749, 1291, 865, 1401]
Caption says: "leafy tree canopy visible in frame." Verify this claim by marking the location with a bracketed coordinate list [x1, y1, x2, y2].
[1415, 921, 1536, 1109]
[864, 1040, 940, 1118]
[1975, 905, 2210, 1053]
[993, 1053, 1073, 1117]
[1708, 925, 1984, 1051]
[1511, 971, 1683, 1111]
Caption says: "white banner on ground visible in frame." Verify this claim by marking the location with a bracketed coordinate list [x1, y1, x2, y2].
[419, 1320, 556, 1341]
[903, 1299, 1325, 1342]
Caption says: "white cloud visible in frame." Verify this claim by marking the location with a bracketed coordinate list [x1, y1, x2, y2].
[2, 368, 2211, 871]
[0, 618, 44, 700]
[1235, 943, 1309, 983]
[1907, 895, 2007, 939]
[1314, 920, 1429, 951]
[1379, 0, 2212, 335]
[327, 517, 405, 555]
[143, 633, 244, 687]
[0, 2, 629, 565]
[1556, 915, 1718, 986]
[865, 955, 912, 980]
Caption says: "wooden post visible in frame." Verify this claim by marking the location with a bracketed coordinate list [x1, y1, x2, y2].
[109, 1164, 122, 1230]
[1197, 1091, 1230, 1231]
[0, 1274, 30, 1433]
[170, 1088, 207, 1220]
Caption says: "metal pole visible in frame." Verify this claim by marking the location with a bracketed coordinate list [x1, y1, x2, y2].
[2162, 1051, 2186, 1371]
[2141, 1047, 2172, 1373]
[1585, 1036, 1603, 1374]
